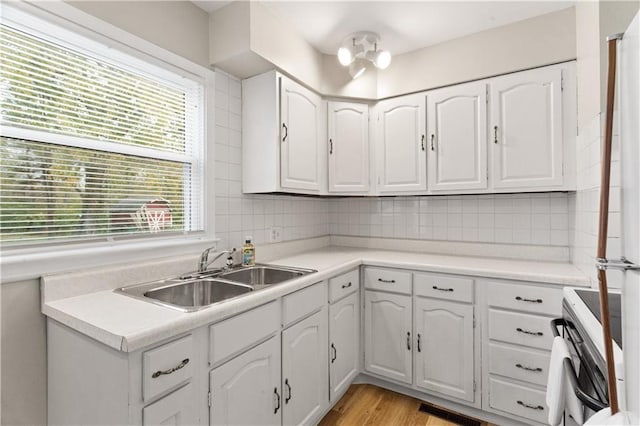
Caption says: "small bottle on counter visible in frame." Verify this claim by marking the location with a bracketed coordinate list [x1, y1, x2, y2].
[242, 236, 255, 266]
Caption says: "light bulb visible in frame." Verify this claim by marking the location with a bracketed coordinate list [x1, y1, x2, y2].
[337, 46, 353, 66]
[374, 50, 391, 69]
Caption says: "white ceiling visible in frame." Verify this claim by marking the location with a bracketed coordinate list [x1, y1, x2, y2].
[193, 1, 575, 56]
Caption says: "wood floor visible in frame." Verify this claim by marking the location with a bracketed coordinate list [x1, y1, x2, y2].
[319, 384, 490, 426]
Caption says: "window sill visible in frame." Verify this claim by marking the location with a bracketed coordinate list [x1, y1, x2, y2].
[1, 237, 220, 283]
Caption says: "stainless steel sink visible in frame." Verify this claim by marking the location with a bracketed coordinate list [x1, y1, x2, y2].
[115, 263, 316, 312]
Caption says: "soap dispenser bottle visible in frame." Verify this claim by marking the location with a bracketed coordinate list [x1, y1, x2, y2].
[242, 236, 255, 266]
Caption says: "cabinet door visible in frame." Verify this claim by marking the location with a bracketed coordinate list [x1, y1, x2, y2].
[376, 94, 427, 192]
[143, 383, 196, 426]
[328, 101, 370, 193]
[329, 292, 360, 401]
[427, 82, 487, 191]
[210, 336, 281, 426]
[364, 291, 412, 384]
[280, 77, 322, 192]
[414, 298, 474, 402]
[282, 308, 329, 426]
[490, 67, 563, 189]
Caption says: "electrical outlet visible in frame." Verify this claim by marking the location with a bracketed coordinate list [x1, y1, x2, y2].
[268, 227, 282, 243]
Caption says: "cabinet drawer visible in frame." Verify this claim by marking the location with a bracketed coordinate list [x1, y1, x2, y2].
[414, 272, 474, 303]
[364, 267, 412, 295]
[209, 301, 280, 365]
[487, 282, 562, 316]
[143, 335, 194, 402]
[143, 383, 196, 426]
[489, 309, 554, 350]
[283, 282, 327, 326]
[329, 269, 359, 302]
[489, 343, 551, 387]
[489, 377, 547, 424]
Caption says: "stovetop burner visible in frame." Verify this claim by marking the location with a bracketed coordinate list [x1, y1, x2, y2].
[575, 290, 622, 348]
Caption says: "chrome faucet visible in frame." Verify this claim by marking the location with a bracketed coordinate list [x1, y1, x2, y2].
[198, 247, 236, 273]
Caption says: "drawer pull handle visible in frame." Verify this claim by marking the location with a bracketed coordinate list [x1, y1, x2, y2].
[341, 282, 352, 289]
[406, 332, 411, 351]
[432, 285, 454, 292]
[273, 387, 280, 414]
[285, 379, 292, 404]
[417, 333, 422, 352]
[516, 327, 543, 336]
[151, 358, 189, 378]
[517, 400, 544, 411]
[282, 123, 288, 142]
[378, 278, 396, 283]
[515, 296, 543, 303]
[331, 343, 337, 363]
[516, 363, 543, 373]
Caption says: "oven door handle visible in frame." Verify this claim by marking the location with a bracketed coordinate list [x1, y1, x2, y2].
[550, 318, 609, 412]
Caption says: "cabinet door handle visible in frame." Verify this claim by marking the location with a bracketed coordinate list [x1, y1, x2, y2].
[493, 125, 498, 144]
[341, 281, 352, 289]
[273, 387, 280, 414]
[515, 363, 543, 373]
[421, 134, 425, 151]
[406, 332, 411, 351]
[282, 123, 288, 142]
[515, 296, 543, 303]
[517, 400, 544, 411]
[331, 343, 337, 363]
[516, 327, 543, 336]
[417, 333, 422, 352]
[284, 379, 292, 403]
[329, 138, 333, 154]
[430, 134, 435, 151]
[432, 285, 454, 292]
[377, 278, 396, 283]
[151, 358, 189, 378]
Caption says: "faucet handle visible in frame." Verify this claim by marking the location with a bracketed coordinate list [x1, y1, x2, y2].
[225, 247, 237, 267]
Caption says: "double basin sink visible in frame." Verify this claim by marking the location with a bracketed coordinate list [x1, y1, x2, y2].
[116, 264, 317, 312]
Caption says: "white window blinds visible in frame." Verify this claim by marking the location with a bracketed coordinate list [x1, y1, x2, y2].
[0, 8, 205, 246]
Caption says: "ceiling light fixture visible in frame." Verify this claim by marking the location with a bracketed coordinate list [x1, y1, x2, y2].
[337, 31, 391, 79]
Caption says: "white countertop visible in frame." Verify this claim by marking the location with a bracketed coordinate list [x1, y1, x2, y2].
[42, 246, 590, 353]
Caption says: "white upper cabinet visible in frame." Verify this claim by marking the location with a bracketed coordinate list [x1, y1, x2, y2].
[328, 101, 370, 193]
[427, 81, 488, 191]
[280, 78, 323, 192]
[242, 71, 325, 194]
[489, 67, 564, 190]
[375, 94, 427, 192]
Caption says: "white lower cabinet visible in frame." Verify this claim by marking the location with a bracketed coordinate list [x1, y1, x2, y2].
[209, 336, 281, 426]
[143, 383, 197, 426]
[364, 290, 413, 384]
[414, 298, 475, 402]
[329, 291, 360, 401]
[282, 308, 329, 426]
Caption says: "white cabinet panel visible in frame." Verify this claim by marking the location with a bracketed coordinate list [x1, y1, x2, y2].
[280, 77, 323, 191]
[282, 308, 328, 426]
[328, 101, 370, 193]
[376, 94, 427, 192]
[490, 67, 563, 189]
[364, 291, 412, 384]
[143, 383, 196, 426]
[329, 292, 360, 401]
[427, 81, 487, 191]
[209, 336, 281, 426]
[414, 298, 474, 402]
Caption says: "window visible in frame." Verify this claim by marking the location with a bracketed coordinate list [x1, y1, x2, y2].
[0, 7, 206, 247]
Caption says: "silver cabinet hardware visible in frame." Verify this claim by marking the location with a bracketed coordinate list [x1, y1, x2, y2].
[430, 134, 435, 151]
[341, 282, 352, 289]
[515, 363, 543, 372]
[417, 333, 421, 352]
[406, 332, 411, 350]
[596, 256, 640, 271]
[517, 400, 544, 410]
[273, 387, 280, 414]
[284, 379, 292, 403]
[432, 285, 454, 292]
[515, 296, 543, 303]
[331, 343, 337, 363]
[516, 327, 543, 336]
[329, 138, 333, 154]
[282, 123, 288, 142]
[151, 358, 189, 378]
[494, 125, 498, 143]
[377, 278, 396, 283]
[421, 135, 425, 151]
